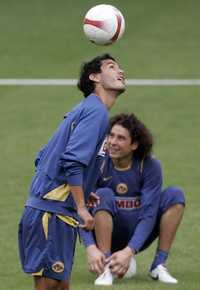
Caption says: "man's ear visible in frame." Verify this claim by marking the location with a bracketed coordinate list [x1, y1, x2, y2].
[89, 73, 100, 82]
[131, 142, 138, 151]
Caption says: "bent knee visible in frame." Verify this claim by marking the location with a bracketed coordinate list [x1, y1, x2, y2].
[96, 187, 115, 201]
[93, 188, 117, 216]
[163, 186, 186, 206]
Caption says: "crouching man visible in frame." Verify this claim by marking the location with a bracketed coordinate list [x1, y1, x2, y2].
[81, 113, 185, 285]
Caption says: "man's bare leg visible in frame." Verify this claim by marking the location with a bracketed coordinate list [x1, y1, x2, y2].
[150, 203, 184, 283]
[94, 210, 113, 254]
[34, 276, 69, 290]
[158, 203, 184, 251]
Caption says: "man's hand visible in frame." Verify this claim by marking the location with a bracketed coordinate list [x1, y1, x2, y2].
[77, 206, 94, 231]
[69, 185, 94, 231]
[87, 192, 100, 208]
[86, 244, 106, 275]
[107, 247, 134, 277]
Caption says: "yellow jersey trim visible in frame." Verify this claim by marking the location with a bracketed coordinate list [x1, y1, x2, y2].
[43, 184, 70, 201]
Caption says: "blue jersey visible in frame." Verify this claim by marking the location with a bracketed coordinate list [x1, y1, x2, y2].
[25, 94, 109, 217]
[81, 154, 162, 252]
[97, 155, 162, 252]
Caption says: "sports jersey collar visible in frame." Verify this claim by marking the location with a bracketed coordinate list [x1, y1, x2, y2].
[89, 93, 106, 106]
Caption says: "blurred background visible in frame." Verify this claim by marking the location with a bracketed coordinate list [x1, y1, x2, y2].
[0, 1, 199, 289]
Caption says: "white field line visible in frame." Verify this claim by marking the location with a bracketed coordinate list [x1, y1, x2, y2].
[1, 79, 200, 86]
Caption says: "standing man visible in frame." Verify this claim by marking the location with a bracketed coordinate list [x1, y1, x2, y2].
[18, 54, 126, 290]
[83, 113, 185, 285]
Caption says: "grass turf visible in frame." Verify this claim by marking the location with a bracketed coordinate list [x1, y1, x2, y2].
[0, 86, 199, 289]
[0, 0, 200, 289]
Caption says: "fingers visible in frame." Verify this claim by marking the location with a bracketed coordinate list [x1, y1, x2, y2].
[77, 207, 94, 230]
[106, 253, 116, 264]
[78, 220, 94, 231]
[89, 256, 105, 275]
[105, 257, 112, 265]
[108, 254, 128, 277]
[87, 192, 100, 208]
[86, 201, 96, 208]
[109, 263, 127, 277]
[95, 260, 105, 275]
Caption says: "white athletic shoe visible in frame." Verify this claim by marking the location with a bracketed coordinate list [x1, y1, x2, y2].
[124, 257, 137, 278]
[149, 264, 178, 284]
[94, 264, 114, 286]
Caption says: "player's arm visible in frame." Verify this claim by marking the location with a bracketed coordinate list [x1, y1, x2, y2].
[61, 107, 108, 168]
[63, 161, 94, 230]
[128, 158, 162, 253]
[60, 107, 108, 229]
[69, 185, 94, 230]
[79, 224, 105, 274]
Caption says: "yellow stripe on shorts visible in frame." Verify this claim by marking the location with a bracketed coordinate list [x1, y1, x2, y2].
[42, 212, 52, 240]
[32, 269, 44, 276]
[56, 214, 79, 227]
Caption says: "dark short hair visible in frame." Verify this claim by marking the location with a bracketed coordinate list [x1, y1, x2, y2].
[109, 113, 153, 160]
[77, 54, 116, 97]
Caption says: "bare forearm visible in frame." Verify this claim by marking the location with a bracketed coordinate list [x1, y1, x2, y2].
[69, 185, 94, 230]
[69, 185, 86, 209]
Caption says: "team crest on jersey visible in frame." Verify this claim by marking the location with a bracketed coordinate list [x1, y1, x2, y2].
[52, 261, 64, 273]
[116, 183, 128, 194]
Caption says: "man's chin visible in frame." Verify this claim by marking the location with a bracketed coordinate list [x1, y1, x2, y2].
[117, 86, 126, 95]
[109, 153, 120, 159]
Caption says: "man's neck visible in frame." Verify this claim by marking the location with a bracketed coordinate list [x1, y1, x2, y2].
[95, 89, 119, 110]
[112, 156, 133, 171]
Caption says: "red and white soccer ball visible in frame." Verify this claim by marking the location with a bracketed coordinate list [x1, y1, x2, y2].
[83, 4, 125, 45]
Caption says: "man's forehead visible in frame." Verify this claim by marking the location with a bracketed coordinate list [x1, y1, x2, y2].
[101, 59, 118, 66]
[110, 124, 130, 136]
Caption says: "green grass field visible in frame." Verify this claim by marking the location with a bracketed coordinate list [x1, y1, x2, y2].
[0, 0, 200, 289]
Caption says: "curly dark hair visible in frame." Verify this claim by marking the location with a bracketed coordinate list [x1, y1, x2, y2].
[109, 113, 153, 160]
[77, 53, 116, 97]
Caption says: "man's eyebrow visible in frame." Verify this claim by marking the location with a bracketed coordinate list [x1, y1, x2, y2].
[103, 60, 116, 65]
[109, 132, 125, 138]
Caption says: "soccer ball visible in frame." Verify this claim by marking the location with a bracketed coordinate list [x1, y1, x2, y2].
[83, 4, 125, 45]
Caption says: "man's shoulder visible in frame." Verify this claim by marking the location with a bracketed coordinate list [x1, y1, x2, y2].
[144, 155, 161, 164]
[64, 95, 107, 119]
[84, 94, 107, 112]
[82, 96, 109, 127]
[142, 155, 162, 173]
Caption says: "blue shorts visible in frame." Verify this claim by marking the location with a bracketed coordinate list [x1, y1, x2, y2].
[18, 207, 78, 281]
[92, 186, 185, 253]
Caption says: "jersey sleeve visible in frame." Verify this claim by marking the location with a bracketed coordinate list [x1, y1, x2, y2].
[128, 158, 162, 253]
[34, 144, 47, 168]
[79, 228, 96, 248]
[59, 106, 108, 186]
